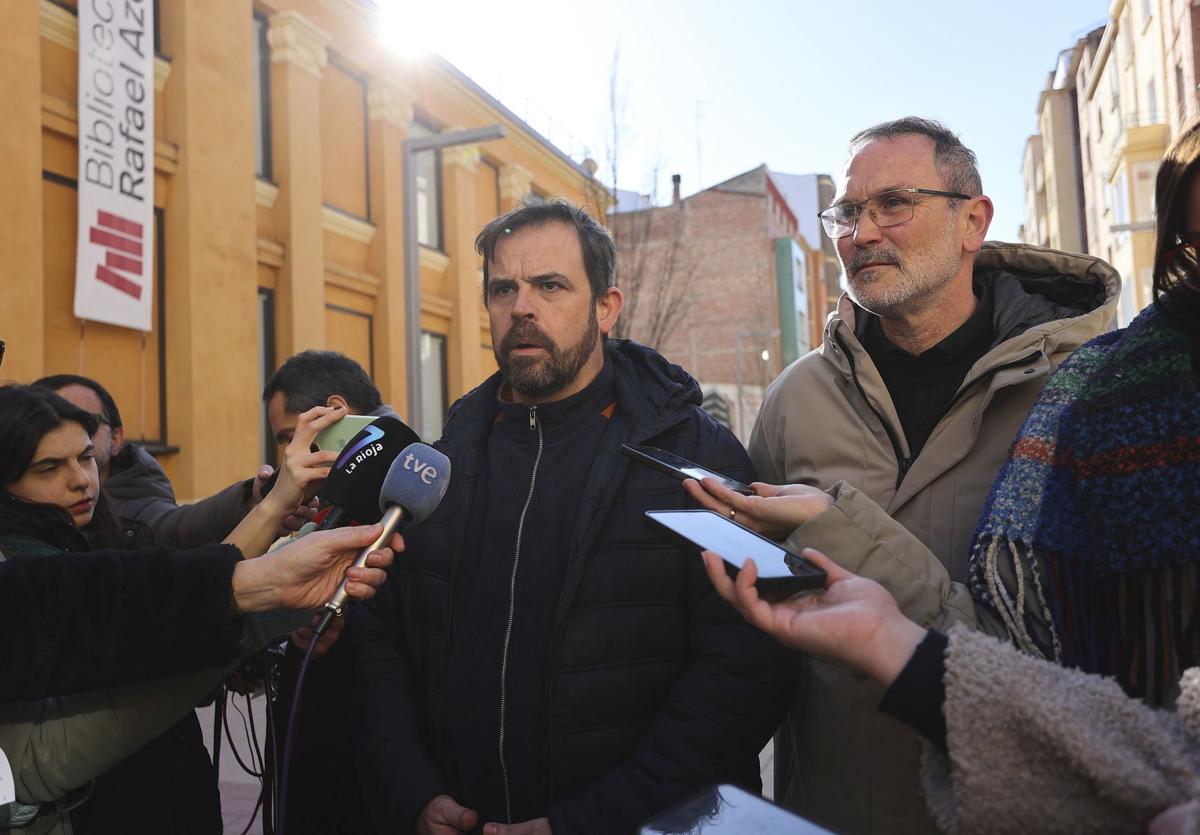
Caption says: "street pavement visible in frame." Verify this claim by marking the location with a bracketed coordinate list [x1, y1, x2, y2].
[198, 695, 269, 835]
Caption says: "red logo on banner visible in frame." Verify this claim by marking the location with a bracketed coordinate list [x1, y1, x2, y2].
[88, 210, 144, 300]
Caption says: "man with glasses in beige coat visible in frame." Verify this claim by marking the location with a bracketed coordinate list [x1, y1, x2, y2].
[687, 117, 1121, 833]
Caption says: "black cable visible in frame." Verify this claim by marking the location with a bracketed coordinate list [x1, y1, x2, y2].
[224, 688, 264, 779]
[246, 692, 265, 776]
[211, 685, 225, 774]
[225, 682, 268, 834]
[239, 784, 265, 835]
[276, 629, 321, 835]
[263, 648, 278, 835]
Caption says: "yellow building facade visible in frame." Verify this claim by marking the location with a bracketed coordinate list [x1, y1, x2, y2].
[1019, 0, 1200, 325]
[1, 0, 597, 499]
[1077, 0, 1168, 325]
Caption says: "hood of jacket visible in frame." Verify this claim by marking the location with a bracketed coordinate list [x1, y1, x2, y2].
[821, 241, 1122, 377]
[105, 443, 177, 506]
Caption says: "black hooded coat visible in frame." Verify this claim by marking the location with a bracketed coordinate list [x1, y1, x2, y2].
[349, 339, 793, 834]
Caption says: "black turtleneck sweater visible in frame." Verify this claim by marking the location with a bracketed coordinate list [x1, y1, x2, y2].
[446, 360, 618, 825]
[859, 278, 995, 459]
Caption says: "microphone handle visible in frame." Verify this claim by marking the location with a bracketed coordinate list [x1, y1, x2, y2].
[314, 503, 405, 637]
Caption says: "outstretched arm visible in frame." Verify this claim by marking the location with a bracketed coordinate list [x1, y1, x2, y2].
[0, 526, 396, 700]
[701, 546, 927, 687]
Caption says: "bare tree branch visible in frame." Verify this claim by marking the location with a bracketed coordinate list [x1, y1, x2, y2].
[585, 48, 693, 352]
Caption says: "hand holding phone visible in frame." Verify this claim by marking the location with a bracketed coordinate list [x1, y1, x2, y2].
[682, 477, 834, 541]
[313, 414, 377, 453]
[645, 509, 825, 600]
[622, 444, 754, 495]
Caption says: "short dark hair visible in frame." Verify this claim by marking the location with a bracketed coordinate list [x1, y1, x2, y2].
[849, 117, 982, 199]
[475, 195, 617, 304]
[33, 373, 123, 429]
[262, 350, 383, 414]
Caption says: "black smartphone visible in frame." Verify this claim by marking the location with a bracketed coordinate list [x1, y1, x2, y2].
[645, 509, 826, 599]
[622, 444, 754, 495]
[641, 783, 832, 834]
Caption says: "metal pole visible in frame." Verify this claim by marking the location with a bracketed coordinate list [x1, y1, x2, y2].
[402, 125, 506, 432]
[402, 143, 420, 432]
[735, 331, 744, 440]
[734, 328, 780, 443]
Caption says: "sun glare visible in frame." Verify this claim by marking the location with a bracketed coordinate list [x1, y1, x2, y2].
[377, 0, 445, 60]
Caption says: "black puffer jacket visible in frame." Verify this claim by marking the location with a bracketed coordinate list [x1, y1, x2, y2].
[0, 497, 222, 834]
[349, 340, 793, 834]
[0, 491, 243, 701]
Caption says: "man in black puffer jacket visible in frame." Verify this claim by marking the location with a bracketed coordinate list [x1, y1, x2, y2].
[349, 197, 792, 835]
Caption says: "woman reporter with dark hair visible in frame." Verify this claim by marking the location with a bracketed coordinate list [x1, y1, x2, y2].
[0, 385, 398, 833]
[698, 118, 1200, 833]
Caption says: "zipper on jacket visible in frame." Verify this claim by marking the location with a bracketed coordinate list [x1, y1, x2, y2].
[839, 333, 1043, 489]
[836, 333, 912, 488]
[498, 404, 543, 824]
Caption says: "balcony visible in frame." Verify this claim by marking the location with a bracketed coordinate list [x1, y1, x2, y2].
[1105, 111, 1168, 177]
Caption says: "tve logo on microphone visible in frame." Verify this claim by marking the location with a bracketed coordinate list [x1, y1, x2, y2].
[402, 451, 440, 485]
[336, 423, 385, 473]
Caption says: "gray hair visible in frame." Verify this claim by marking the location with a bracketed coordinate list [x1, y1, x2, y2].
[849, 117, 982, 200]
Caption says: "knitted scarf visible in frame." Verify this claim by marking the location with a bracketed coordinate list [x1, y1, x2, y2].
[968, 300, 1200, 705]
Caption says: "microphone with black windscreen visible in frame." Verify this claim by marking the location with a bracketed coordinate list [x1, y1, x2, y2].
[313, 415, 421, 528]
[312, 442, 450, 638]
[255, 415, 419, 513]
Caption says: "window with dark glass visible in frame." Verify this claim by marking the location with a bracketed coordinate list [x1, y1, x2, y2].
[253, 13, 272, 181]
[258, 288, 277, 466]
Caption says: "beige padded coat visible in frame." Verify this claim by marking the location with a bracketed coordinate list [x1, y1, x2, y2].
[748, 242, 1121, 834]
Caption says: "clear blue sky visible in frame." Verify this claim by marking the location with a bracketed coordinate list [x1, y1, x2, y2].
[384, 0, 1108, 241]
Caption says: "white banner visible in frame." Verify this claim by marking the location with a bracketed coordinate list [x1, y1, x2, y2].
[74, 0, 155, 332]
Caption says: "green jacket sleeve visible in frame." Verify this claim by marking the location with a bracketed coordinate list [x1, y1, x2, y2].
[782, 481, 991, 633]
[0, 604, 309, 807]
[0, 665, 231, 804]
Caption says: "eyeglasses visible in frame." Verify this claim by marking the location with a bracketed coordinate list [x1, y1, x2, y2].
[818, 188, 972, 240]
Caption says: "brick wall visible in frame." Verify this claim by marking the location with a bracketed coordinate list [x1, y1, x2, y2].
[614, 186, 784, 393]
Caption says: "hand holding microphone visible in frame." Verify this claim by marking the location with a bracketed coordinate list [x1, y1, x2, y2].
[264, 405, 347, 513]
[313, 441, 451, 638]
[224, 406, 347, 559]
[275, 415, 424, 654]
[230, 523, 400, 613]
